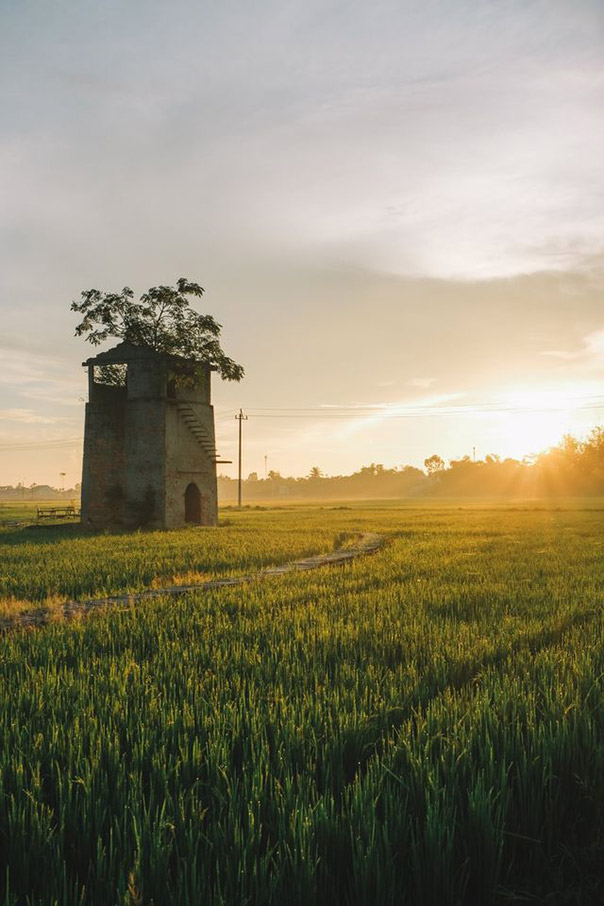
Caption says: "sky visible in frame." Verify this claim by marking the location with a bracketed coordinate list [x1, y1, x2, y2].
[1, 0, 604, 487]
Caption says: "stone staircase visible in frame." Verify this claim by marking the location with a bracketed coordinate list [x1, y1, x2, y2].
[177, 403, 218, 461]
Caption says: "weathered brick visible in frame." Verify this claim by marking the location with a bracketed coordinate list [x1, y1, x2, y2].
[81, 343, 218, 529]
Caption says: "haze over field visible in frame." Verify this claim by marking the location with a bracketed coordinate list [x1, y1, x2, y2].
[1, 0, 603, 486]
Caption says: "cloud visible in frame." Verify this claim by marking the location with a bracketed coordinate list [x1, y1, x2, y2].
[338, 392, 465, 438]
[409, 377, 438, 388]
[541, 350, 578, 360]
[0, 340, 85, 409]
[1, 0, 604, 482]
[0, 408, 67, 425]
[542, 327, 604, 365]
[2, 0, 604, 285]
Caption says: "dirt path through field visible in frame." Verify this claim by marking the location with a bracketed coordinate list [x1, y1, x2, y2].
[1, 532, 384, 631]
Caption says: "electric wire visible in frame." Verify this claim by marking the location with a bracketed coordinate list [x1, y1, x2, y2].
[3, 397, 604, 452]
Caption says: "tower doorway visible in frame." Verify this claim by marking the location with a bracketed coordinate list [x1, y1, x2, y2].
[184, 482, 202, 524]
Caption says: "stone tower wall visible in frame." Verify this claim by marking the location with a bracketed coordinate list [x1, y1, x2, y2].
[81, 345, 218, 529]
[122, 399, 166, 528]
[164, 400, 218, 528]
[81, 385, 126, 525]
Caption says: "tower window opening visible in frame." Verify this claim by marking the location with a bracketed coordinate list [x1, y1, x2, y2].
[93, 364, 127, 387]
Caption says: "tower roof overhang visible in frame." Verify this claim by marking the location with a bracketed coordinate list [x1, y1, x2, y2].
[82, 342, 216, 370]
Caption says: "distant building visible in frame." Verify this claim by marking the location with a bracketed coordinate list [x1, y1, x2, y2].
[81, 342, 220, 528]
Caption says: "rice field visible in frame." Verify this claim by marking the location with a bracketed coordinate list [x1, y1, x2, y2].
[1, 502, 603, 904]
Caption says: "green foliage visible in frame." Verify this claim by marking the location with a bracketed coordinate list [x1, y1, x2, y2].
[71, 277, 244, 382]
[219, 464, 427, 500]
[95, 363, 127, 386]
[1, 504, 604, 903]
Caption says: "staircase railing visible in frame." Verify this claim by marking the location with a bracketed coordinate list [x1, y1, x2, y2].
[176, 403, 219, 461]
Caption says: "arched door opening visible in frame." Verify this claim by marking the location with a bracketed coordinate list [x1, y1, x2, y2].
[184, 482, 202, 524]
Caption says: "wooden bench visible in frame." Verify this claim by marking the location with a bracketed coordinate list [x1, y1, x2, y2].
[36, 506, 80, 521]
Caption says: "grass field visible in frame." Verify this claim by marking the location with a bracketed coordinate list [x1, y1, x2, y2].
[0, 500, 80, 524]
[1, 502, 603, 904]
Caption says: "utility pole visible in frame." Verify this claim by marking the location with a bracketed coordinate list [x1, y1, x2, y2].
[264, 455, 268, 479]
[472, 446, 476, 462]
[235, 409, 248, 508]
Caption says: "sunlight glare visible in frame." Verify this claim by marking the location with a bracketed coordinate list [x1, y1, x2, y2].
[493, 384, 599, 460]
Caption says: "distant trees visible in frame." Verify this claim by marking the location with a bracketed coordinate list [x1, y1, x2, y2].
[0, 484, 78, 500]
[218, 462, 426, 501]
[216, 428, 604, 502]
[424, 454, 445, 475]
[533, 427, 604, 495]
[358, 463, 386, 477]
[12, 426, 604, 505]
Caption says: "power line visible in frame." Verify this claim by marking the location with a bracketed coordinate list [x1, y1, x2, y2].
[0, 438, 83, 451]
[3, 396, 603, 453]
[215, 397, 604, 420]
[225, 392, 604, 411]
[221, 403, 604, 420]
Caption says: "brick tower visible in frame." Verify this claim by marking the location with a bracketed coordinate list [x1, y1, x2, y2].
[81, 342, 220, 528]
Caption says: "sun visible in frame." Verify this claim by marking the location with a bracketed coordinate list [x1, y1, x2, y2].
[489, 385, 599, 460]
